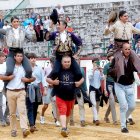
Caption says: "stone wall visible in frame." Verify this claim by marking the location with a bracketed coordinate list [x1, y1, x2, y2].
[2, 0, 140, 57]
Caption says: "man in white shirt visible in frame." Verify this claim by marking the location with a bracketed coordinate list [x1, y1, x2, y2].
[88, 58, 104, 126]
[56, 4, 65, 16]
[0, 51, 35, 138]
[3, 21, 11, 30]
[0, 52, 9, 126]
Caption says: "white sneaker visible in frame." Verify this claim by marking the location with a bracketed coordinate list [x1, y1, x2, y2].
[55, 121, 60, 127]
[40, 116, 45, 124]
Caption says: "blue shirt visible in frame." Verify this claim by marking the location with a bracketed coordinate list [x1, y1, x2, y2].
[135, 22, 140, 29]
[88, 69, 104, 89]
[31, 65, 47, 87]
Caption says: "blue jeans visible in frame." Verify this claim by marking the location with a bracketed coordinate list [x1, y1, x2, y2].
[114, 83, 136, 129]
[26, 97, 39, 127]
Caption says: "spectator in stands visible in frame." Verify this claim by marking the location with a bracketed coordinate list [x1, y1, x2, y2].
[34, 14, 44, 42]
[43, 16, 51, 33]
[56, 4, 65, 17]
[25, 23, 36, 42]
[23, 14, 34, 28]
[0, 14, 4, 50]
[3, 21, 11, 30]
[135, 39, 140, 56]
[133, 18, 140, 45]
[65, 16, 73, 33]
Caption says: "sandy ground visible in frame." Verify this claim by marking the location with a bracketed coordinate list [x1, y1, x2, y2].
[0, 103, 140, 140]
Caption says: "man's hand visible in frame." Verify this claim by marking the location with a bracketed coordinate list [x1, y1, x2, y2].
[21, 77, 29, 82]
[53, 79, 59, 85]
[75, 81, 81, 87]
[104, 90, 108, 97]
[73, 55, 78, 59]
[42, 88, 47, 96]
[8, 75, 15, 80]
[21, 77, 36, 82]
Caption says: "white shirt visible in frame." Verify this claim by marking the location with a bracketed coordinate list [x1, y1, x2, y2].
[60, 30, 67, 43]
[13, 27, 20, 39]
[0, 62, 6, 92]
[56, 7, 65, 15]
[3, 25, 11, 30]
[31, 65, 47, 87]
[88, 69, 104, 89]
[104, 20, 140, 40]
[6, 65, 25, 90]
[43, 19, 50, 30]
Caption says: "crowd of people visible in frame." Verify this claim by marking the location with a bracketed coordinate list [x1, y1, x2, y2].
[0, 7, 140, 138]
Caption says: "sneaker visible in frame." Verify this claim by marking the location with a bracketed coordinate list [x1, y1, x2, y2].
[61, 128, 69, 137]
[23, 129, 30, 138]
[128, 118, 135, 125]
[121, 128, 129, 133]
[95, 120, 100, 126]
[80, 120, 86, 127]
[55, 121, 61, 127]
[104, 118, 110, 123]
[70, 120, 74, 126]
[40, 116, 45, 124]
[11, 130, 17, 137]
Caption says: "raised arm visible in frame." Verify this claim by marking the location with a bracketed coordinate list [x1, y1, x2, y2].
[104, 24, 115, 35]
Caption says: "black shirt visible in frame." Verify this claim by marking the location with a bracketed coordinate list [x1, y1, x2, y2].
[118, 58, 137, 85]
[51, 68, 77, 101]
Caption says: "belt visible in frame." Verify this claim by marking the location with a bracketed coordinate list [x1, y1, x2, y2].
[114, 39, 129, 43]
[56, 51, 72, 56]
[7, 88, 25, 92]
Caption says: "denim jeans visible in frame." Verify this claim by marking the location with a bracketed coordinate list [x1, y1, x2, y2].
[114, 83, 136, 129]
[26, 97, 39, 127]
